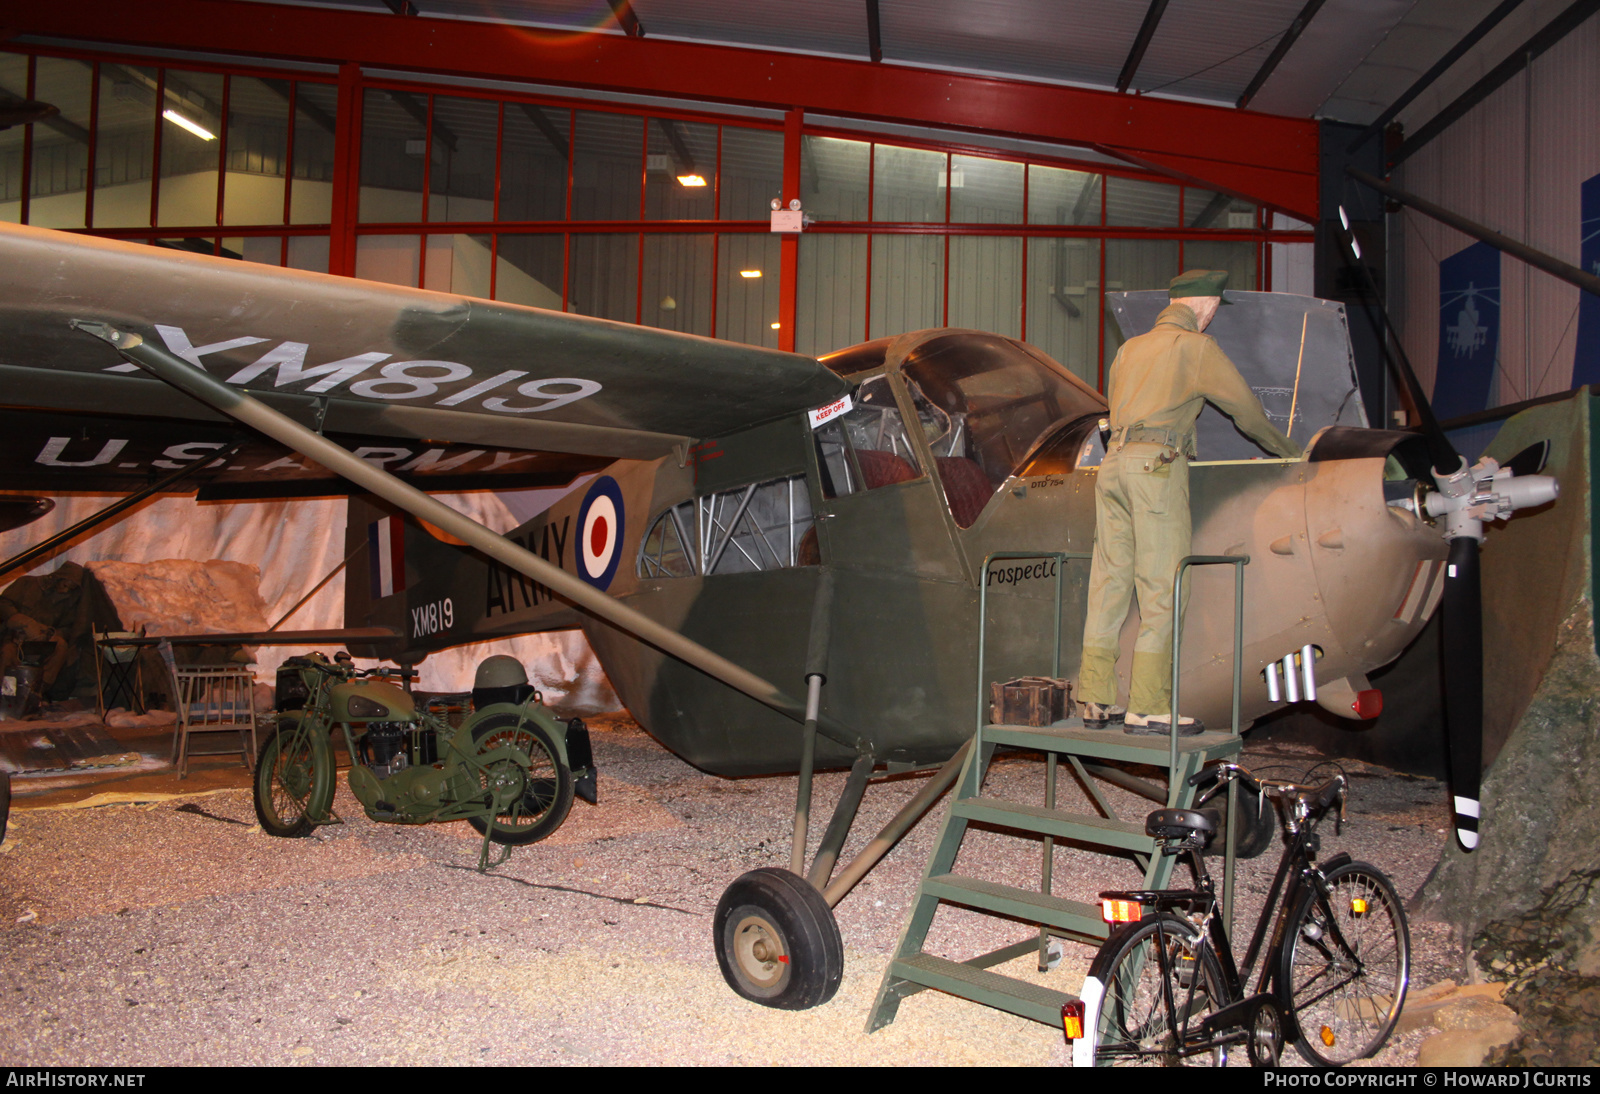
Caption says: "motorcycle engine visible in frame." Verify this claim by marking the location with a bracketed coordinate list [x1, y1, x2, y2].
[359, 722, 411, 778]
[357, 722, 440, 779]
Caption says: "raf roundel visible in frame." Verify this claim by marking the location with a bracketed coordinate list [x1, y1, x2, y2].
[577, 476, 626, 590]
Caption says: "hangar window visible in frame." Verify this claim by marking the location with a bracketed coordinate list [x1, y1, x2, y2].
[639, 474, 816, 578]
[0, 42, 1295, 380]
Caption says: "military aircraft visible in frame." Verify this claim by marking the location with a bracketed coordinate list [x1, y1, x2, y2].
[0, 220, 1556, 1009]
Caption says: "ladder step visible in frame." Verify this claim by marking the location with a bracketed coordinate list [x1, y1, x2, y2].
[984, 721, 1242, 762]
[888, 952, 1073, 1026]
[923, 875, 1109, 941]
[952, 798, 1155, 852]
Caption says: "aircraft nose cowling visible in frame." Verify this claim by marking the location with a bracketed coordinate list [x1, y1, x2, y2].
[1304, 457, 1450, 683]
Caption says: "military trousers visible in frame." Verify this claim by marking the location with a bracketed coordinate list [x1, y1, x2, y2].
[1078, 442, 1191, 715]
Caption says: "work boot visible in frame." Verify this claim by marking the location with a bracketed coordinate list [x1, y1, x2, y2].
[1080, 702, 1126, 729]
[1124, 712, 1204, 736]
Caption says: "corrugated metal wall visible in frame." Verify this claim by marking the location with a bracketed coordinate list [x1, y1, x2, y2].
[1394, 12, 1600, 407]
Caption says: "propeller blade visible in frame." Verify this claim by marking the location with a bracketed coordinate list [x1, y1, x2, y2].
[1441, 537, 1483, 850]
[1333, 219, 1490, 852]
[1504, 440, 1550, 477]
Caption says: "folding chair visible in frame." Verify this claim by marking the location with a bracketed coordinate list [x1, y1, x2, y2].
[94, 627, 146, 717]
[172, 665, 258, 778]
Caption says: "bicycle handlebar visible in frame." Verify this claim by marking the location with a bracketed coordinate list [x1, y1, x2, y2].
[1190, 761, 1345, 816]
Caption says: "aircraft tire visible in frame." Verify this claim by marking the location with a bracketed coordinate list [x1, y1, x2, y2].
[714, 868, 843, 1010]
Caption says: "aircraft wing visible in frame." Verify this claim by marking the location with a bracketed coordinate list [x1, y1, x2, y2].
[0, 223, 850, 491]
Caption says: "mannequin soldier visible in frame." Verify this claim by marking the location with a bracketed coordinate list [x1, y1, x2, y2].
[1079, 270, 1301, 734]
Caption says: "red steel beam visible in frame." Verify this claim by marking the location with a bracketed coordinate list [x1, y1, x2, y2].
[9, 1, 1320, 219]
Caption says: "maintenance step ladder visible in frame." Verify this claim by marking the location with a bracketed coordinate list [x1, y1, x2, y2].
[866, 550, 1249, 1034]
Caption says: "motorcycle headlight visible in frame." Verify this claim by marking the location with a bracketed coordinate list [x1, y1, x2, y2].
[346, 694, 390, 719]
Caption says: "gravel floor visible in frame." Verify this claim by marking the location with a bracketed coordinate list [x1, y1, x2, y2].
[0, 715, 1461, 1066]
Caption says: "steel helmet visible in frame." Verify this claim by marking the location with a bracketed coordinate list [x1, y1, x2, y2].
[473, 654, 528, 690]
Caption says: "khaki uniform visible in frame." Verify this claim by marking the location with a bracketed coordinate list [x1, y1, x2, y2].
[1080, 302, 1300, 714]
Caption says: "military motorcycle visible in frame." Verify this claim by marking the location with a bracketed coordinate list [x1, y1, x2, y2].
[253, 652, 594, 869]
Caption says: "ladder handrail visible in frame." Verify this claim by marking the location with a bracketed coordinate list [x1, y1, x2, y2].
[1167, 553, 1250, 798]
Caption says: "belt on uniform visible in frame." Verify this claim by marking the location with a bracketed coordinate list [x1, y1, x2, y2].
[1109, 424, 1195, 457]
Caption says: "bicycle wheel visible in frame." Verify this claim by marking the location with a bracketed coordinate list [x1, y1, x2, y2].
[1089, 913, 1231, 1066]
[1277, 861, 1410, 1066]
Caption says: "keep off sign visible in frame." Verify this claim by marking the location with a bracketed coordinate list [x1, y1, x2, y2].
[807, 394, 854, 430]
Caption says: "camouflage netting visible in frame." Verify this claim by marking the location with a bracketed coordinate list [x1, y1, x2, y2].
[0, 561, 123, 705]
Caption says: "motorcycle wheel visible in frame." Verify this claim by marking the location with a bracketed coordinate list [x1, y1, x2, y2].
[466, 712, 573, 846]
[254, 716, 334, 838]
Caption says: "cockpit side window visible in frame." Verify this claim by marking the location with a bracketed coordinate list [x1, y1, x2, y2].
[813, 375, 924, 499]
[638, 474, 817, 578]
[1017, 416, 1106, 477]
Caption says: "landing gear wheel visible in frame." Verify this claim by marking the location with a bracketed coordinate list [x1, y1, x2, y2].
[466, 712, 573, 846]
[714, 868, 844, 1010]
[1247, 998, 1283, 1067]
[253, 717, 333, 838]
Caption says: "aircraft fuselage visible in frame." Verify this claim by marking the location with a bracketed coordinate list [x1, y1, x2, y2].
[350, 329, 1448, 777]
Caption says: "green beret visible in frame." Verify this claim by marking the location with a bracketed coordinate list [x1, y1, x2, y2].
[1168, 268, 1232, 302]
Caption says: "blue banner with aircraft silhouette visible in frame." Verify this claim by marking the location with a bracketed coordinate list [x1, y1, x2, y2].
[1433, 240, 1500, 420]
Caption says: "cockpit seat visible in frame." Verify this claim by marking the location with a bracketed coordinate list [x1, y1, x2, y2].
[857, 450, 918, 490]
[936, 456, 993, 528]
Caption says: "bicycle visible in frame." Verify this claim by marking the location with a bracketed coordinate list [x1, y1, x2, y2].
[1068, 761, 1410, 1067]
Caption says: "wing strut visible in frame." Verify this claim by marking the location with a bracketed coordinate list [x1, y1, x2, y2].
[70, 319, 863, 753]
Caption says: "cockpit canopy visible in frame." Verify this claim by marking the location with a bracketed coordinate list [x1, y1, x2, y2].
[818, 330, 1106, 527]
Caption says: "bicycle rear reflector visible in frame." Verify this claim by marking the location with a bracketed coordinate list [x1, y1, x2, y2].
[1060, 1000, 1085, 1041]
[1101, 899, 1142, 924]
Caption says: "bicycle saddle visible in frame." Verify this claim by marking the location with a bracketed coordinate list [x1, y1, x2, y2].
[1145, 807, 1220, 840]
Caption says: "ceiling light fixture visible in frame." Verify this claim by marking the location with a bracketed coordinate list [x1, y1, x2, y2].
[770, 322, 781, 329]
[740, 269, 762, 279]
[677, 173, 707, 188]
[163, 109, 216, 141]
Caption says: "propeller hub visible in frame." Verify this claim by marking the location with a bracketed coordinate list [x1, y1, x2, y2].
[1420, 456, 1559, 543]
